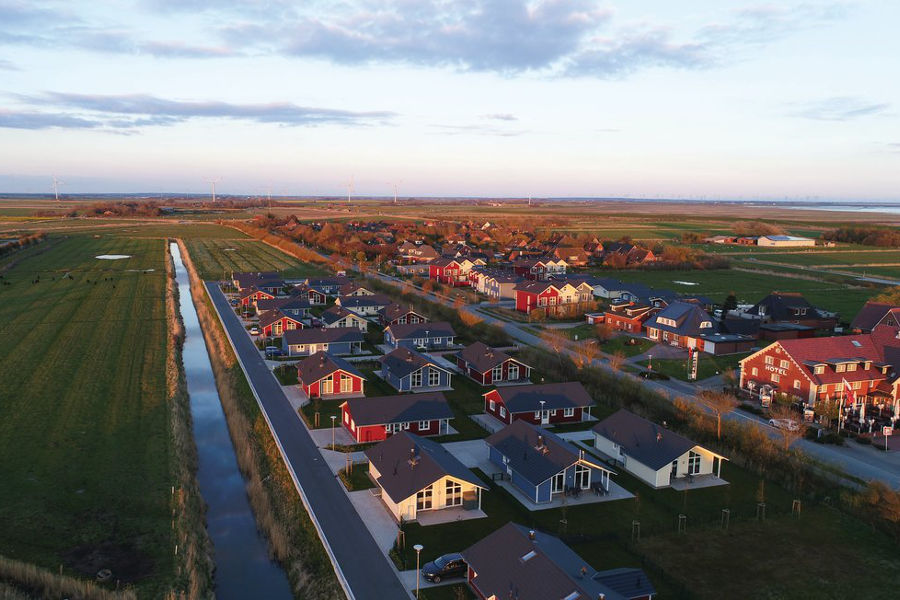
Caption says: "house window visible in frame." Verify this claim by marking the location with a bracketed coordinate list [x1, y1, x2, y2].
[403, 422, 411, 430]
[340, 374, 352, 393]
[688, 451, 701, 475]
[847, 363, 857, 372]
[794, 379, 801, 389]
[414, 338, 425, 347]
[771, 373, 780, 383]
[411, 371, 423, 387]
[508, 364, 519, 380]
[416, 485, 433, 510]
[852, 381, 861, 390]
[836, 364, 845, 373]
[814, 365, 825, 374]
[499, 406, 506, 418]
[491, 365, 503, 381]
[534, 411, 541, 419]
[765, 356, 774, 365]
[751, 367, 758, 376]
[551, 472, 565, 494]
[779, 360, 789, 369]
[343, 411, 349, 424]
[445, 479, 462, 507]
[489, 399, 496, 411]
[563, 408, 576, 418]
[574, 464, 591, 489]
[428, 369, 441, 387]
[418, 420, 429, 429]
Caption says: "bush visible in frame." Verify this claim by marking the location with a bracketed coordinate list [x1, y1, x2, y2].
[855, 435, 872, 445]
[739, 402, 765, 416]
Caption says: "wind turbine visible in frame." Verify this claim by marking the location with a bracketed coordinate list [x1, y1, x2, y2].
[346, 177, 354, 204]
[207, 178, 220, 203]
[51, 176, 64, 203]
[387, 180, 402, 204]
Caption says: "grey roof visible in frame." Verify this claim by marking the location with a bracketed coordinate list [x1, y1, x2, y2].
[343, 392, 453, 427]
[485, 421, 584, 486]
[321, 305, 364, 325]
[337, 293, 392, 309]
[491, 381, 592, 414]
[461, 523, 650, 600]
[297, 351, 365, 385]
[380, 303, 428, 322]
[745, 292, 826, 322]
[592, 409, 701, 470]
[457, 341, 520, 373]
[385, 321, 456, 340]
[258, 308, 302, 328]
[379, 347, 449, 379]
[305, 276, 351, 290]
[645, 301, 714, 337]
[364, 432, 485, 504]
[233, 271, 283, 290]
[282, 327, 364, 345]
[593, 568, 657, 600]
[256, 296, 310, 313]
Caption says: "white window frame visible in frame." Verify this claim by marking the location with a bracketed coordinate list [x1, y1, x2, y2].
[491, 365, 503, 381]
[563, 407, 576, 418]
[489, 399, 496, 411]
[499, 406, 506, 418]
[410, 371, 423, 388]
[428, 368, 441, 387]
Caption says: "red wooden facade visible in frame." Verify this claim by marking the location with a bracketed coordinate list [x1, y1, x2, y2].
[240, 289, 275, 307]
[457, 356, 529, 386]
[482, 389, 587, 425]
[340, 404, 443, 443]
[429, 260, 471, 287]
[515, 285, 559, 313]
[302, 369, 365, 400]
[261, 315, 304, 337]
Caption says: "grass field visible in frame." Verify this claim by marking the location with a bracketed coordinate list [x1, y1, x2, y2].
[637, 352, 749, 382]
[0, 235, 174, 594]
[595, 268, 881, 317]
[185, 238, 329, 280]
[747, 250, 900, 267]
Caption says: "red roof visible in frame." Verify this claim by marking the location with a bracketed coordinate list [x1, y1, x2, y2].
[850, 302, 899, 331]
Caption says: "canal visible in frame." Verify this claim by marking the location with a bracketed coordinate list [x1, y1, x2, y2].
[171, 242, 293, 599]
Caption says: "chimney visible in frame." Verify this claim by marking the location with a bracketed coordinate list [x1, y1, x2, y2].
[528, 530, 535, 541]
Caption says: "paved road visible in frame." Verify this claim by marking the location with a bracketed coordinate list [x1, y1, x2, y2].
[362, 270, 900, 489]
[205, 282, 410, 600]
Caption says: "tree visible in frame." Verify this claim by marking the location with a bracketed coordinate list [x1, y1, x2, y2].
[540, 328, 568, 365]
[723, 292, 738, 312]
[573, 341, 599, 370]
[813, 397, 840, 430]
[608, 350, 626, 371]
[595, 323, 615, 343]
[459, 311, 483, 328]
[697, 390, 739, 440]
[769, 403, 808, 450]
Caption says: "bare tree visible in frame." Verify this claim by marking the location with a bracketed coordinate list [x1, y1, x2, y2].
[769, 403, 808, 450]
[573, 340, 599, 370]
[459, 310, 483, 328]
[595, 323, 615, 343]
[540, 328, 568, 365]
[608, 350, 626, 371]
[698, 390, 739, 440]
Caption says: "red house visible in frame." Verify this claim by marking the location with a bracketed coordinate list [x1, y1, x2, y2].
[604, 301, 659, 334]
[483, 382, 594, 426]
[379, 303, 429, 326]
[429, 258, 471, 287]
[340, 393, 454, 443]
[296, 285, 327, 305]
[738, 324, 900, 411]
[297, 351, 365, 400]
[258, 309, 304, 337]
[513, 280, 591, 315]
[240, 287, 276, 308]
[456, 341, 532, 386]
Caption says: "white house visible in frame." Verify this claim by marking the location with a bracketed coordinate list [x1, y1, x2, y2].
[592, 409, 727, 488]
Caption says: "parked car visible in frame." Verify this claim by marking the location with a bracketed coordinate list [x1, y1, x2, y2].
[249, 326, 260, 335]
[265, 346, 283, 357]
[769, 418, 799, 431]
[421, 553, 467, 583]
[229, 299, 238, 307]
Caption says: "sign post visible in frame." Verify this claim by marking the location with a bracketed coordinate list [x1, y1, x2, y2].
[883, 426, 893, 451]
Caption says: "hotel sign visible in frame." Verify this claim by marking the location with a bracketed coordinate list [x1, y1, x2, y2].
[765, 364, 788, 376]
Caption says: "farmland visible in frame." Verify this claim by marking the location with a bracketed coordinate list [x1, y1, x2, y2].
[185, 238, 329, 280]
[0, 235, 174, 595]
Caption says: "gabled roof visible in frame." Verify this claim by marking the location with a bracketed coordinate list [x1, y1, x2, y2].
[461, 523, 650, 600]
[297, 351, 365, 385]
[233, 271, 283, 290]
[339, 282, 375, 295]
[851, 302, 900, 332]
[489, 381, 592, 413]
[486, 421, 595, 486]
[239, 286, 274, 300]
[645, 301, 714, 337]
[593, 409, 708, 470]
[745, 292, 826, 321]
[379, 347, 450, 379]
[282, 327, 364, 345]
[364, 432, 485, 504]
[458, 341, 524, 373]
[385, 321, 456, 340]
[258, 309, 302, 328]
[305, 276, 351, 289]
[337, 293, 392, 309]
[256, 296, 310, 313]
[380, 303, 428, 322]
[343, 393, 453, 426]
[320, 305, 365, 325]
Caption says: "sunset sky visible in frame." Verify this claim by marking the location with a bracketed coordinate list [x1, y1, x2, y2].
[0, 0, 897, 199]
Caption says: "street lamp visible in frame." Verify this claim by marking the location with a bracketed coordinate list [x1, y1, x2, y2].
[539, 400, 546, 424]
[330, 415, 337, 449]
[648, 354, 653, 371]
[414, 544, 424, 598]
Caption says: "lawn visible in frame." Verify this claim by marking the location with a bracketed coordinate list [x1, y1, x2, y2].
[338, 464, 375, 491]
[601, 335, 655, 357]
[636, 352, 749, 382]
[747, 249, 900, 267]
[0, 235, 175, 594]
[599, 267, 880, 318]
[184, 237, 329, 280]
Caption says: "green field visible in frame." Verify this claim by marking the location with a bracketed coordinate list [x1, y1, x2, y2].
[185, 238, 329, 280]
[746, 250, 900, 267]
[597, 268, 881, 317]
[0, 235, 174, 594]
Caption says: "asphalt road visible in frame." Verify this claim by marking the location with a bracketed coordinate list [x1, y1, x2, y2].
[205, 282, 410, 600]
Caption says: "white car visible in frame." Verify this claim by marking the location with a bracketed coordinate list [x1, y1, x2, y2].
[249, 326, 260, 335]
[769, 418, 799, 431]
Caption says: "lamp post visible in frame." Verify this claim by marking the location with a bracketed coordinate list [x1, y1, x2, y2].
[648, 353, 653, 371]
[414, 544, 424, 598]
[330, 415, 336, 449]
[539, 400, 546, 424]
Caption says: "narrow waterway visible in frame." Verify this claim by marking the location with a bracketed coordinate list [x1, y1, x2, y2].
[171, 242, 293, 599]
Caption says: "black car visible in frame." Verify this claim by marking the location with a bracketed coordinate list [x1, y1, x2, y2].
[421, 552, 467, 583]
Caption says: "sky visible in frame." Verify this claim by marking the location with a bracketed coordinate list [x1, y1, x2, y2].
[0, 0, 898, 200]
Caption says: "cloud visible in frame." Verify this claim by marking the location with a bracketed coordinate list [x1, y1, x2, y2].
[699, 3, 849, 47]
[430, 123, 526, 137]
[138, 41, 236, 58]
[789, 97, 890, 121]
[7, 92, 396, 131]
[0, 58, 18, 70]
[482, 113, 518, 121]
[564, 29, 710, 77]
[0, 110, 103, 130]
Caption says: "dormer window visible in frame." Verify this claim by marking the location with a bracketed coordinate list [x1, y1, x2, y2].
[846, 363, 857, 372]
[814, 365, 825, 375]
[836, 364, 846, 373]
[700, 321, 712, 328]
